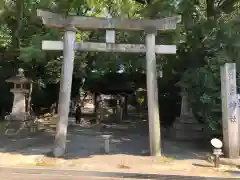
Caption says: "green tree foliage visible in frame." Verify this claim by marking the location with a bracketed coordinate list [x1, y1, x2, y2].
[0, 0, 145, 112]
[178, 0, 240, 133]
[138, 0, 240, 133]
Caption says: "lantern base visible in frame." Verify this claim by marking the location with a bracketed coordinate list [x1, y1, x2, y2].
[5, 112, 32, 121]
[4, 113, 37, 135]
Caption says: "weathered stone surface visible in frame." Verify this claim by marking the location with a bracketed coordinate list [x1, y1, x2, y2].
[171, 89, 205, 140]
[172, 129, 205, 140]
[171, 114, 205, 140]
[175, 115, 199, 124]
[173, 123, 204, 131]
[11, 91, 26, 114]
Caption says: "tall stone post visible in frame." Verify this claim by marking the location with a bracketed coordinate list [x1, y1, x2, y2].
[171, 88, 205, 140]
[53, 27, 76, 157]
[116, 99, 123, 123]
[220, 63, 239, 158]
[180, 90, 191, 116]
[238, 94, 240, 154]
[145, 27, 161, 156]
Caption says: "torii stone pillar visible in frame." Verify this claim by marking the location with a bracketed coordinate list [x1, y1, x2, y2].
[54, 27, 76, 157]
[145, 27, 160, 156]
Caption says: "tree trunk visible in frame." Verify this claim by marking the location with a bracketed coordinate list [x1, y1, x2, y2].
[94, 93, 98, 114]
[10, 0, 24, 65]
[206, 0, 215, 19]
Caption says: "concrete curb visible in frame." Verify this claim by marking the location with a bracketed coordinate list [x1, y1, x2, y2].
[0, 166, 236, 179]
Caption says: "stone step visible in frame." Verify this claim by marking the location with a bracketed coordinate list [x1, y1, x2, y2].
[171, 129, 205, 140]
[172, 123, 204, 131]
[175, 116, 199, 124]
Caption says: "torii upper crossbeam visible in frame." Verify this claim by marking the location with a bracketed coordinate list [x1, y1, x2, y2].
[37, 10, 181, 30]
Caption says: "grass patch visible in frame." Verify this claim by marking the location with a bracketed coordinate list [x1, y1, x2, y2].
[35, 156, 66, 167]
[118, 163, 131, 169]
[17, 161, 57, 167]
[35, 161, 57, 167]
[155, 156, 176, 163]
[118, 159, 131, 169]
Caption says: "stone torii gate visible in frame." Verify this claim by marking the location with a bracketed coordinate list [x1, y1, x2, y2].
[37, 9, 181, 157]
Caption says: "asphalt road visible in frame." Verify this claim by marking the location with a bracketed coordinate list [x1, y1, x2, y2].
[0, 167, 239, 180]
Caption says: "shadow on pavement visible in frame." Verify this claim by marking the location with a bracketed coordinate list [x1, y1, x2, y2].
[192, 163, 214, 168]
[0, 117, 211, 161]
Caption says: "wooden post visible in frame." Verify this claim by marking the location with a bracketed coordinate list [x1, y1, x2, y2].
[123, 95, 128, 119]
[116, 99, 123, 123]
[220, 63, 239, 158]
[145, 27, 161, 156]
[100, 100, 104, 123]
[96, 97, 104, 124]
[53, 27, 76, 157]
[28, 83, 33, 114]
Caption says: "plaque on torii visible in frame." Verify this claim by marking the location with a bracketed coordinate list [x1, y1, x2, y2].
[37, 9, 181, 157]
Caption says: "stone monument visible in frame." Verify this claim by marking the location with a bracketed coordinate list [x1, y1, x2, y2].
[171, 89, 204, 140]
[5, 68, 32, 121]
[220, 63, 239, 158]
[4, 68, 35, 135]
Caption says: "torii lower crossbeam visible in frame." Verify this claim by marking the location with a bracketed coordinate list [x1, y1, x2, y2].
[42, 41, 176, 54]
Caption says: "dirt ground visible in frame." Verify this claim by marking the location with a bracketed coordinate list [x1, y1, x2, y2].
[0, 116, 239, 178]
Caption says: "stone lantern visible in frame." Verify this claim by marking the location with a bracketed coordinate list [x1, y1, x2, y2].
[5, 68, 32, 121]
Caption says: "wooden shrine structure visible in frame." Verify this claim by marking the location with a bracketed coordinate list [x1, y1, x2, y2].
[37, 9, 181, 157]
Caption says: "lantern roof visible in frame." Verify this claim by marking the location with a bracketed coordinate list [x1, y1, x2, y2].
[6, 68, 32, 83]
